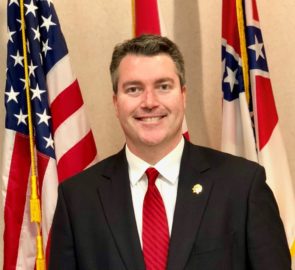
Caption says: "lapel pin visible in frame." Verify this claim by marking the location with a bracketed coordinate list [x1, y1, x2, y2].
[192, 184, 203, 195]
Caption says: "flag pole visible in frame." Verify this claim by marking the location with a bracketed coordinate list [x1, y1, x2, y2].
[19, 0, 46, 269]
[131, 0, 136, 37]
[236, 0, 250, 105]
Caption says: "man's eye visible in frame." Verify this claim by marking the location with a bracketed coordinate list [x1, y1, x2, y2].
[158, 83, 171, 91]
[126, 87, 141, 94]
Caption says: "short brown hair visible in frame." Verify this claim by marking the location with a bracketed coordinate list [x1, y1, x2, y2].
[110, 34, 186, 93]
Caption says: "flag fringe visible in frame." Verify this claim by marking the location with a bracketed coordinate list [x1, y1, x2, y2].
[19, 0, 46, 267]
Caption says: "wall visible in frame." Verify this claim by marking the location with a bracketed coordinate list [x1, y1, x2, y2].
[0, 0, 294, 267]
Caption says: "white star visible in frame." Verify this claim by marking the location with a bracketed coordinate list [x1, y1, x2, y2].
[14, 109, 28, 125]
[41, 15, 56, 32]
[36, 109, 51, 125]
[248, 36, 265, 61]
[39, 53, 43, 65]
[31, 84, 46, 100]
[28, 60, 38, 77]
[43, 134, 54, 149]
[16, 19, 25, 31]
[20, 77, 27, 90]
[25, 0, 38, 17]
[5, 86, 20, 103]
[8, 28, 16, 43]
[223, 67, 238, 92]
[45, 0, 53, 7]
[27, 39, 30, 54]
[42, 39, 52, 56]
[31, 26, 40, 41]
[9, 0, 19, 6]
[10, 50, 24, 67]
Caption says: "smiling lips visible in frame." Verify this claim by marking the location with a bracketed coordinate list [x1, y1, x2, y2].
[135, 115, 167, 122]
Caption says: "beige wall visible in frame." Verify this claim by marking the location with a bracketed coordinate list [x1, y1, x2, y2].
[1, 0, 294, 267]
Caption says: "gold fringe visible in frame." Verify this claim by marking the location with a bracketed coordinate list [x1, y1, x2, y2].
[291, 239, 295, 257]
[36, 236, 46, 270]
[20, 0, 46, 268]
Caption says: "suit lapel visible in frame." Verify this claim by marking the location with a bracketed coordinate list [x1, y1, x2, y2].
[167, 142, 214, 270]
[96, 149, 145, 270]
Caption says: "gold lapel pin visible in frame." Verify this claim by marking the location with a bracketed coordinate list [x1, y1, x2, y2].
[192, 184, 203, 195]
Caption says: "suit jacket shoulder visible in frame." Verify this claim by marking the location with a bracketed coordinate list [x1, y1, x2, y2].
[59, 147, 127, 190]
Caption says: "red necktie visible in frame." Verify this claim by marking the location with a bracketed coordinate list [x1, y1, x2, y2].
[142, 168, 169, 270]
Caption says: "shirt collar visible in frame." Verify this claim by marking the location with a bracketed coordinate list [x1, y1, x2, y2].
[126, 137, 185, 186]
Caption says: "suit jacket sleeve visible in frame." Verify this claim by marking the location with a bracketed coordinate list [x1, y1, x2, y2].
[247, 166, 291, 269]
[49, 184, 77, 270]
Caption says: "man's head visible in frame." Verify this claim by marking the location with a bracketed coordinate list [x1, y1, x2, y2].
[110, 34, 186, 94]
[111, 35, 187, 163]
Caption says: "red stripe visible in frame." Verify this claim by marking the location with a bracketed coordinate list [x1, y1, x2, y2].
[135, 0, 161, 36]
[252, 0, 259, 21]
[3, 133, 31, 270]
[222, 0, 241, 54]
[255, 76, 278, 150]
[50, 79, 83, 133]
[57, 131, 97, 182]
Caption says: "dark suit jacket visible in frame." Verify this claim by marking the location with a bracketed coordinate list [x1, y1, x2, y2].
[49, 141, 291, 270]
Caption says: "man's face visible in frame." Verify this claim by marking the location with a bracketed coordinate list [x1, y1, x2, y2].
[113, 54, 186, 153]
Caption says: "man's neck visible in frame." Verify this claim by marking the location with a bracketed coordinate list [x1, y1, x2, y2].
[126, 137, 184, 165]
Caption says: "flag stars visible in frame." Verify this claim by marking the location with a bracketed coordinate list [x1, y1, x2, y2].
[39, 53, 43, 65]
[31, 26, 41, 41]
[16, 19, 25, 31]
[8, 28, 16, 43]
[31, 84, 46, 100]
[248, 36, 265, 61]
[223, 67, 238, 92]
[10, 50, 24, 67]
[20, 77, 27, 90]
[37, 109, 51, 126]
[9, 0, 19, 6]
[42, 39, 52, 56]
[43, 134, 54, 149]
[14, 109, 28, 125]
[26, 39, 30, 54]
[25, 0, 38, 17]
[5, 86, 20, 103]
[41, 15, 56, 32]
[45, 0, 53, 7]
[28, 60, 38, 77]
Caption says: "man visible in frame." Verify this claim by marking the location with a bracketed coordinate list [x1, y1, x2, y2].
[49, 35, 291, 269]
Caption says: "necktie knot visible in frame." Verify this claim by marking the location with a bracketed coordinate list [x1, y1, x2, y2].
[145, 167, 159, 187]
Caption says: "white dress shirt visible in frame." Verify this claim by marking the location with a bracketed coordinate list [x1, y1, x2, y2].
[126, 137, 185, 247]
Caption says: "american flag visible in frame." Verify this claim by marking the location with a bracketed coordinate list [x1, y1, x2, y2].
[133, 0, 189, 140]
[2, 0, 98, 268]
[221, 0, 295, 265]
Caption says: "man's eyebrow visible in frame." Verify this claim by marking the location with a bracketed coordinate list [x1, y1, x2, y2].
[122, 80, 142, 88]
[155, 78, 174, 84]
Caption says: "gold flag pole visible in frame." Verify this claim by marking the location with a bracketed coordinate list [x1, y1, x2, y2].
[131, 0, 136, 37]
[236, 0, 250, 106]
[19, 0, 46, 269]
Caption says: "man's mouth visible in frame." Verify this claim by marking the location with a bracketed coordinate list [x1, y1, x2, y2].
[135, 115, 166, 122]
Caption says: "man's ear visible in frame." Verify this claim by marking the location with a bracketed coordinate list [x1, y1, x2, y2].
[181, 85, 187, 109]
[113, 94, 119, 117]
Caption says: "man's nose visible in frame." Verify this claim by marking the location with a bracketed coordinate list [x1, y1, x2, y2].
[142, 88, 159, 109]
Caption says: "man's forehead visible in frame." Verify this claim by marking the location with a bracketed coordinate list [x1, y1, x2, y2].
[118, 53, 176, 70]
[120, 53, 172, 63]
